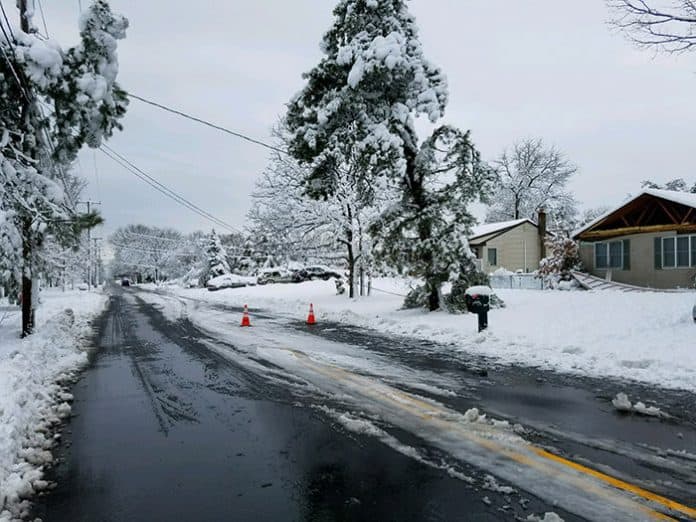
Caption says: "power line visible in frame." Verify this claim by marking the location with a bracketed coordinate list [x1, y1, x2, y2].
[127, 92, 288, 156]
[0, 1, 15, 40]
[101, 143, 239, 233]
[36, 0, 48, 38]
[99, 144, 240, 234]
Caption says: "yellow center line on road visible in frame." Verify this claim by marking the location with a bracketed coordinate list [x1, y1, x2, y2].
[284, 349, 694, 521]
[530, 447, 696, 521]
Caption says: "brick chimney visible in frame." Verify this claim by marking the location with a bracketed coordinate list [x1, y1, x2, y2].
[538, 209, 547, 259]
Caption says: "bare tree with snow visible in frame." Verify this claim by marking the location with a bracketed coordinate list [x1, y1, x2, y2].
[486, 138, 578, 232]
[607, 0, 696, 54]
[249, 125, 390, 297]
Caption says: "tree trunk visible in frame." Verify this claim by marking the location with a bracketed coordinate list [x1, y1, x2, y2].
[404, 144, 439, 311]
[345, 210, 355, 299]
[21, 220, 34, 337]
[347, 242, 355, 299]
[427, 284, 439, 312]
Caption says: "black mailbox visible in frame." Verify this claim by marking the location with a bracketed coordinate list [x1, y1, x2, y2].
[465, 288, 491, 332]
[465, 293, 490, 314]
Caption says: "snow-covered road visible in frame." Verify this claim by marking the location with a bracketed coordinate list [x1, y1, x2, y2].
[128, 285, 696, 521]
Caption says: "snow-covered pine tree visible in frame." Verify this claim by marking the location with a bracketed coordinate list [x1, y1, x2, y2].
[373, 126, 495, 310]
[0, 0, 128, 335]
[286, 0, 490, 310]
[200, 229, 230, 285]
[285, 0, 447, 200]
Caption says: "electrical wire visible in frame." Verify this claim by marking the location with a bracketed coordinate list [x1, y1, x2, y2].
[0, 0, 14, 40]
[127, 92, 289, 156]
[99, 144, 240, 234]
[36, 0, 49, 38]
[101, 143, 239, 233]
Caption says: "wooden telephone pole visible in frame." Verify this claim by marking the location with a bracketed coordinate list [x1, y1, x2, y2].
[19, 0, 35, 337]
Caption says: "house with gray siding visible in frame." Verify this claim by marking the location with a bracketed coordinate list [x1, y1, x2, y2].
[573, 189, 696, 289]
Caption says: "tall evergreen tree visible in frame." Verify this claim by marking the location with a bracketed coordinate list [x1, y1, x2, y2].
[200, 229, 230, 285]
[285, 0, 447, 200]
[286, 0, 489, 310]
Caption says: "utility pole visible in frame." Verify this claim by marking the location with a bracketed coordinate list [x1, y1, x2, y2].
[92, 238, 102, 287]
[19, 0, 34, 337]
[78, 201, 100, 289]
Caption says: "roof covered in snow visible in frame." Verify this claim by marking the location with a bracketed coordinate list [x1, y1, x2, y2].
[573, 189, 696, 239]
[644, 188, 696, 209]
[469, 218, 535, 241]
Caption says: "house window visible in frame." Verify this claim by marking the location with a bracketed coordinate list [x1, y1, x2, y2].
[663, 237, 676, 268]
[487, 248, 498, 266]
[595, 243, 608, 269]
[658, 235, 696, 268]
[595, 241, 624, 269]
[677, 237, 690, 268]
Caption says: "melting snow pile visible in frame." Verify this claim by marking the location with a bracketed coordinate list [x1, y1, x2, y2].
[0, 290, 105, 521]
[611, 392, 667, 418]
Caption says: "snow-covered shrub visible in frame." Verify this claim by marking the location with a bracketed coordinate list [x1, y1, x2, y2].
[538, 235, 581, 289]
[402, 285, 429, 310]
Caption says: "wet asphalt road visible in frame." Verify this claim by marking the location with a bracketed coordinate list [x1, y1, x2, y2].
[32, 286, 696, 520]
[33, 289, 577, 521]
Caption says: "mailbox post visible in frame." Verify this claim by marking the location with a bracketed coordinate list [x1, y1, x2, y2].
[465, 286, 492, 332]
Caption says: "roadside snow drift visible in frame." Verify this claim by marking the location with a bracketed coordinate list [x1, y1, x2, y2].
[0, 290, 106, 521]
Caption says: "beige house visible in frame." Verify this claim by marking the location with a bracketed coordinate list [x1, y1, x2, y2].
[469, 217, 549, 274]
[573, 189, 696, 289]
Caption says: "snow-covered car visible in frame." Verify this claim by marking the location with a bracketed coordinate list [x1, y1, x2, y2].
[206, 274, 257, 291]
[298, 265, 343, 281]
[77, 282, 89, 291]
[257, 269, 301, 285]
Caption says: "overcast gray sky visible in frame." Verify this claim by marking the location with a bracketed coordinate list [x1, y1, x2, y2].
[35, 1, 696, 236]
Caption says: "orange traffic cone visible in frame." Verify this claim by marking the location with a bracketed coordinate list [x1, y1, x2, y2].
[306, 303, 316, 325]
[240, 304, 251, 327]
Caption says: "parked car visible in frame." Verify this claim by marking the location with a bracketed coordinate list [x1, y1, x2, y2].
[257, 268, 301, 285]
[693, 300, 696, 323]
[78, 282, 90, 290]
[206, 274, 257, 291]
[120, 279, 130, 287]
[299, 265, 343, 281]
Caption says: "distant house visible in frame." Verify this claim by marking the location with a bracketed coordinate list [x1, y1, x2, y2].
[469, 214, 550, 273]
[573, 189, 696, 289]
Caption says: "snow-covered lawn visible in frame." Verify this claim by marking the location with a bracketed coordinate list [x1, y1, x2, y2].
[0, 289, 106, 521]
[163, 279, 696, 392]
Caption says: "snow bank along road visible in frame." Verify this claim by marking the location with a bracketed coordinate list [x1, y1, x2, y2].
[37, 285, 696, 521]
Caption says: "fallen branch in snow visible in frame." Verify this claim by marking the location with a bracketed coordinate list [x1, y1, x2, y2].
[611, 392, 670, 419]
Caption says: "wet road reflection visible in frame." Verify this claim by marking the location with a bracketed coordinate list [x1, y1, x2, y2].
[34, 290, 572, 521]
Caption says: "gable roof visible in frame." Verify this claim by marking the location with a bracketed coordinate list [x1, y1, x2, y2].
[469, 218, 535, 241]
[645, 188, 696, 209]
[573, 189, 696, 240]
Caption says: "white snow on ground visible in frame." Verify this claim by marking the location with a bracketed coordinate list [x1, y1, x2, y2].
[0, 289, 106, 521]
[160, 278, 696, 392]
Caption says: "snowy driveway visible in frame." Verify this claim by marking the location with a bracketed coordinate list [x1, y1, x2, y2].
[34, 286, 696, 521]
